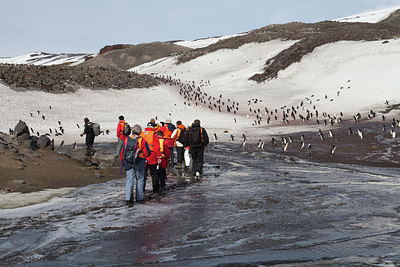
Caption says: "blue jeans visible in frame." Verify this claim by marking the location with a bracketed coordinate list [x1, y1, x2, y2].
[125, 159, 145, 201]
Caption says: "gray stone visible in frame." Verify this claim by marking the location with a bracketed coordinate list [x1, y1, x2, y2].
[37, 135, 51, 148]
[14, 120, 30, 138]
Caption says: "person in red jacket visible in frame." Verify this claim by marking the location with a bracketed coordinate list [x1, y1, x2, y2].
[116, 115, 128, 159]
[140, 122, 162, 193]
[156, 131, 170, 190]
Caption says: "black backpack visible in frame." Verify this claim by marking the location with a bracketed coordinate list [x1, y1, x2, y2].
[124, 136, 141, 163]
[177, 128, 187, 145]
[123, 123, 131, 136]
[189, 127, 203, 148]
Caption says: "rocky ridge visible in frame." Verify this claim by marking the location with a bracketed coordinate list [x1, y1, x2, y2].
[0, 64, 159, 93]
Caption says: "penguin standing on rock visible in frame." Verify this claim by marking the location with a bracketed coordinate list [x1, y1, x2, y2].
[330, 145, 337, 154]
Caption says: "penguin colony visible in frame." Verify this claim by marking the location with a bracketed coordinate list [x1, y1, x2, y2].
[154, 75, 398, 156]
[19, 105, 112, 150]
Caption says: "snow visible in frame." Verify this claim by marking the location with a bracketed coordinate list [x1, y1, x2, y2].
[174, 33, 247, 49]
[335, 6, 400, 23]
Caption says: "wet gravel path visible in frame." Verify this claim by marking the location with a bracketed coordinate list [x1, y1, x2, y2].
[1, 142, 400, 266]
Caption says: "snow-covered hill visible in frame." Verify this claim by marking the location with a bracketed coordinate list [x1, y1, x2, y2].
[0, 52, 92, 66]
[335, 5, 400, 23]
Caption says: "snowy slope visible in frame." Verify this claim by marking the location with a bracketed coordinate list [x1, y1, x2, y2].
[0, 52, 93, 66]
[174, 33, 246, 49]
[335, 5, 400, 23]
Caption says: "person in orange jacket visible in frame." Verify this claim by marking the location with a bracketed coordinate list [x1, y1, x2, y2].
[171, 121, 186, 168]
[120, 124, 151, 204]
[116, 115, 128, 158]
[161, 119, 176, 166]
[140, 122, 163, 193]
[156, 131, 170, 190]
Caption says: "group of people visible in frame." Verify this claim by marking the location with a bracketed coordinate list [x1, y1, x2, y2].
[116, 116, 209, 204]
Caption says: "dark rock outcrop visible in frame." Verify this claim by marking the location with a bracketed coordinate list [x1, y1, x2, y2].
[99, 44, 134, 55]
[379, 9, 400, 27]
[14, 120, 30, 138]
[37, 135, 51, 148]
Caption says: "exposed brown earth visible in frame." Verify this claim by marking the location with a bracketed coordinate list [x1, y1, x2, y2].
[0, 64, 159, 93]
[263, 120, 400, 169]
[0, 131, 121, 193]
[177, 20, 400, 82]
[80, 42, 192, 70]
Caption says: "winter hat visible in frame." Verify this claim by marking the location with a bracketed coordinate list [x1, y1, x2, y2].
[119, 115, 124, 120]
[131, 124, 142, 135]
[165, 119, 172, 123]
[146, 122, 155, 129]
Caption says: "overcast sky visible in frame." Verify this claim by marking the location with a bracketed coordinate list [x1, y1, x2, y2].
[1, 0, 400, 57]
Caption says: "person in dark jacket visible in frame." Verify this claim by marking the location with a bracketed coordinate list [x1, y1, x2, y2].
[187, 119, 209, 177]
[80, 117, 96, 156]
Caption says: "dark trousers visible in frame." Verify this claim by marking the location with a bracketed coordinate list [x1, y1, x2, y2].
[169, 147, 175, 165]
[148, 164, 160, 193]
[176, 147, 184, 164]
[86, 137, 95, 156]
[157, 167, 166, 189]
[191, 147, 204, 175]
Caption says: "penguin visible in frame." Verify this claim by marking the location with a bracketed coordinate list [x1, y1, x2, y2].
[307, 144, 313, 155]
[30, 112, 33, 117]
[49, 128, 52, 134]
[58, 121, 61, 125]
[318, 129, 325, 140]
[37, 110, 40, 115]
[213, 133, 218, 141]
[357, 129, 364, 139]
[382, 115, 386, 121]
[76, 124, 80, 129]
[328, 130, 334, 138]
[72, 142, 77, 149]
[106, 130, 110, 135]
[283, 142, 289, 152]
[60, 140, 64, 148]
[30, 127, 34, 134]
[390, 129, 396, 139]
[50, 139, 54, 150]
[242, 134, 246, 142]
[49, 106, 52, 110]
[288, 136, 293, 143]
[271, 137, 276, 146]
[348, 127, 353, 135]
[261, 141, 265, 149]
[301, 134, 305, 142]
[257, 139, 263, 148]
[42, 115, 45, 120]
[330, 145, 337, 154]
[382, 124, 387, 132]
[300, 140, 305, 149]
[36, 131, 40, 136]
[230, 134, 234, 141]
